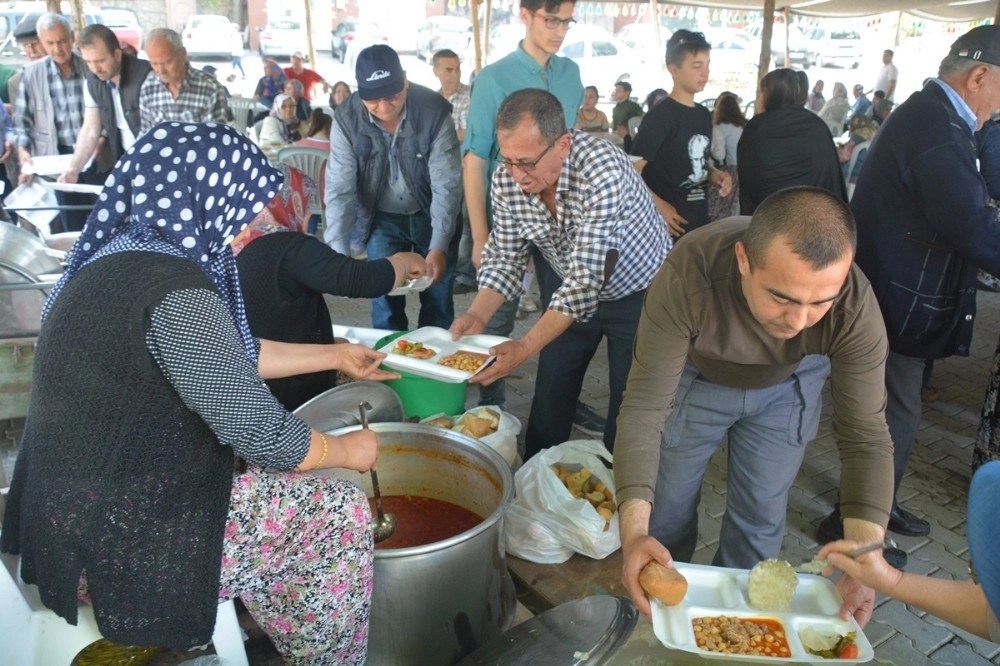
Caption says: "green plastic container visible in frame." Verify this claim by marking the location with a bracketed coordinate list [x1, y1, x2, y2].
[376, 331, 468, 419]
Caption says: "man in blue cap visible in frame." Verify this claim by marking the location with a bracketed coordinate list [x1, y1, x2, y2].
[324, 44, 462, 331]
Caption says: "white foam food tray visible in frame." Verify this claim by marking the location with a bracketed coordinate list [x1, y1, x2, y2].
[376, 326, 508, 383]
[651, 562, 874, 663]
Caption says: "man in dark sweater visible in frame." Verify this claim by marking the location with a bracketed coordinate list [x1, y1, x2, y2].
[610, 80, 642, 150]
[58, 23, 151, 183]
[817, 25, 1000, 546]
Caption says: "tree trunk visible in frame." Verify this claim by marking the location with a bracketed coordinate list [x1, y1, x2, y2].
[758, 0, 775, 89]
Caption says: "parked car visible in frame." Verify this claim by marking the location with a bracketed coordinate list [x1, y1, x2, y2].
[181, 14, 232, 58]
[258, 18, 305, 58]
[331, 20, 388, 63]
[557, 24, 654, 101]
[806, 27, 862, 68]
[100, 7, 142, 51]
[485, 23, 523, 63]
[615, 22, 670, 67]
[745, 23, 813, 69]
[341, 23, 391, 71]
[416, 15, 471, 61]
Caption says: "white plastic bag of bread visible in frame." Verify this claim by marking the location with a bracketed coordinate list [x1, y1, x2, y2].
[506, 439, 620, 561]
[420, 407, 522, 468]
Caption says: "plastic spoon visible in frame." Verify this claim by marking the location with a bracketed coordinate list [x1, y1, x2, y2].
[795, 539, 896, 574]
[359, 401, 396, 543]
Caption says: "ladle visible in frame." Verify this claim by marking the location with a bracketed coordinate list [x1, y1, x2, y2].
[359, 401, 396, 543]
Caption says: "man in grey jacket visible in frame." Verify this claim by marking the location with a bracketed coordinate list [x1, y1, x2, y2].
[13, 13, 91, 232]
[324, 44, 462, 331]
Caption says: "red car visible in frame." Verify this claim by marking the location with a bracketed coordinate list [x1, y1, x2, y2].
[102, 7, 143, 52]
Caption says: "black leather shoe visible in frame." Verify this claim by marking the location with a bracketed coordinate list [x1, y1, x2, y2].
[882, 547, 907, 570]
[887, 505, 930, 537]
[816, 508, 844, 545]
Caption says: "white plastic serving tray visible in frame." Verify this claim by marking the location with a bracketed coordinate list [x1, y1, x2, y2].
[651, 562, 874, 663]
[376, 326, 508, 383]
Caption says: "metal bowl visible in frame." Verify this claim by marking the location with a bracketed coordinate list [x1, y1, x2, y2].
[292, 381, 404, 432]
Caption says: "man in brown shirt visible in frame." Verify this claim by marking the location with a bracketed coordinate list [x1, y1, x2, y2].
[614, 187, 894, 626]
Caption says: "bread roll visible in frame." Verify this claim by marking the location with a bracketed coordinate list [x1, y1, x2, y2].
[639, 562, 688, 606]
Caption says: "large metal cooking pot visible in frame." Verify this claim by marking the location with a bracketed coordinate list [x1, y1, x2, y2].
[0, 223, 63, 278]
[318, 423, 516, 665]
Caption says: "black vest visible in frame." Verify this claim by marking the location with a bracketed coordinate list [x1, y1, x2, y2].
[237, 232, 337, 410]
[1, 252, 233, 648]
[86, 53, 151, 163]
[334, 83, 452, 239]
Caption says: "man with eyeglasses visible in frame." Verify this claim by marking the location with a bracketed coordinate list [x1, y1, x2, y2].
[461, 0, 583, 411]
[324, 44, 462, 332]
[450, 89, 669, 460]
[632, 30, 732, 238]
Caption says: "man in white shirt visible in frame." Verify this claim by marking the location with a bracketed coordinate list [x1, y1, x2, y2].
[874, 49, 898, 102]
[59, 24, 151, 184]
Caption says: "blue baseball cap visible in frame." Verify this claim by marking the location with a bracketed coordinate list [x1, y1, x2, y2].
[968, 460, 1000, 620]
[355, 44, 405, 101]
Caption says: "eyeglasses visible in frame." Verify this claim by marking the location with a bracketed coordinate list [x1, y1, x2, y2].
[498, 136, 561, 173]
[528, 10, 576, 31]
[365, 89, 405, 106]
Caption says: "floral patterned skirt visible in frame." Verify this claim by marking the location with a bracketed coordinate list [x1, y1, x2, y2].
[973, 336, 1000, 473]
[219, 466, 374, 665]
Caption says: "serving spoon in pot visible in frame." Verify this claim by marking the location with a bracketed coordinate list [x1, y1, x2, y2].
[359, 401, 396, 543]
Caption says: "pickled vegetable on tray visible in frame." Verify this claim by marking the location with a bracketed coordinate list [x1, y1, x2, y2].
[391, 340, 436, 360]
[799, 627, 859, 659]
[550, 464, 616, 530]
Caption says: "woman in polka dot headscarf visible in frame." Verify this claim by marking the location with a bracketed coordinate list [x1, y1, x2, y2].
[4, 123, 393, 664]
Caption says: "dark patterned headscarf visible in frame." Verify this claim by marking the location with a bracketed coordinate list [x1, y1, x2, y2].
[45, 122, 282, 360]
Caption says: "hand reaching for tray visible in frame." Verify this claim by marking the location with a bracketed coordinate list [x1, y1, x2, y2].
[468, 339, 530, 386]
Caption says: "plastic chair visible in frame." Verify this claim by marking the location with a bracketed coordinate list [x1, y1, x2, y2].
[276, 146, 328, 218]
[1, 550, 249, 665]
[845, 139, 871, 201]
[627, 114, 644, 138]
[227, 96, 258, 137]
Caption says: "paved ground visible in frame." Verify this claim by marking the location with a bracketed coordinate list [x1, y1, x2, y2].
[316, 281, 1000, 665]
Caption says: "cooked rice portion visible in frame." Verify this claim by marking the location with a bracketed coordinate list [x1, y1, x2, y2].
[747, 559, 798, 612]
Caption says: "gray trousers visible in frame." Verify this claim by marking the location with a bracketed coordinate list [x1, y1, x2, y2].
[885, 351, 925, 495]
[650, 355, 830, 568]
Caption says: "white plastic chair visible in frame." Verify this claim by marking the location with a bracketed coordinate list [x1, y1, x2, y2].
[845, 139, 871, 201]
[627, 114, 644, 138]
[227, 96, 258, 137]
[1, 550, 249, 665]
[276, 146, 328, 218]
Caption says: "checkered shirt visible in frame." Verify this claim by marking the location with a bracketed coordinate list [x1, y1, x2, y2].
[13, 55, 86, 150]
[138, 65, 229, 134]
[480, 131, 671, 322]
[442, 83, 470, 132]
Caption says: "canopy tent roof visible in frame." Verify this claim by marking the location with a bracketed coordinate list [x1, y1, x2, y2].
[615, 1, 997, 22]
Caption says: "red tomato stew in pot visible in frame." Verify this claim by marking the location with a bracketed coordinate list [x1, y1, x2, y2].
[692, 615, 792, 658]
[372, 495, 483, 549]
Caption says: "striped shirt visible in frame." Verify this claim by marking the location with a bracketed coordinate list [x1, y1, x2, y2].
[480, 131, 671, 321]
[138, 65, 229, 134]
[13, 55, 86, 150]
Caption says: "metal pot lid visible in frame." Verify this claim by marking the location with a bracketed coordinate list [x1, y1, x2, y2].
[292, 382, 404, 432]
[456, 595, 638, 666]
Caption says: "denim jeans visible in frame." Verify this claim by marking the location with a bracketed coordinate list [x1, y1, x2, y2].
[366, 210, 457, 331]
[476, 298, 518, 408]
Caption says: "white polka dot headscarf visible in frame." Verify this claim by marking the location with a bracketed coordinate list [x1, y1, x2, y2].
[45, 122, 282, 360]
